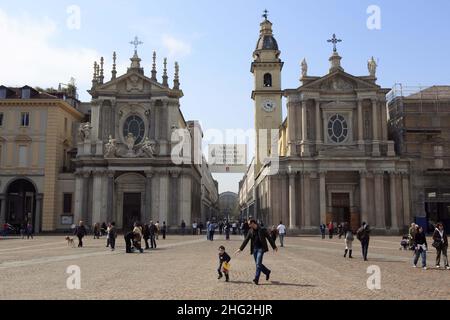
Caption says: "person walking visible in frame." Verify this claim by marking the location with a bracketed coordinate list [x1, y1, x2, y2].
[155, 221, 160, 240]
[320, 223, 326, 239]
[413, 226, 428, 270]
[208, 221, 216, 241]
[192, 221, 198, 236]
[132, 222, 144, 253]
[26, 222, 33, 239]
[149, 221, 157, 249]
[344, 229, 354, 258]
[432, 223, 449, 269]
[101, 222, 108, 236]
[181, 220, 186, 235]
[161, 221, 167, 240]
[74, 221, 87, 248]
[328, 221, 334, 239]
[277, 221, 286, 247]
[108, 222, 117, 251]
[218, 221, 224, 235]
[198, 221, 204, 236]
[106, 223, 111, 248]
[338, 223, 344, 239]
[408, 223, 417, 250]
[142, 223, 151, 250]
[357, 222, 371, 261]
[224, 221, 230, 240]
[235, 219, 278, 285]
[93, 223, 101, 239]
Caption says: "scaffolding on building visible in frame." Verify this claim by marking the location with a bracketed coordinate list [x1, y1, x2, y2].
[387, 83, 450, 114]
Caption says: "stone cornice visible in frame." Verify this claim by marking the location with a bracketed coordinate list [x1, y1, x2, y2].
[0, 99, 84, 119]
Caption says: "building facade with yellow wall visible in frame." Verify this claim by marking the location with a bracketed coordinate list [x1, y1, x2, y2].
[0, 85, 84, 232]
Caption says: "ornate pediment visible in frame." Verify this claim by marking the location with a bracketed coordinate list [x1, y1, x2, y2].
[320, 76, 355, 91]
[299, 70, 380, 92]
[125, 74, 144, 92]
[94, 72, 168, 95]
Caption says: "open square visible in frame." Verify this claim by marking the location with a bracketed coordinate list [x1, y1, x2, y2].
[1, 234, 448, 300]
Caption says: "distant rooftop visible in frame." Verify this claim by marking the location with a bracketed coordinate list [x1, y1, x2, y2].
[387, 84, 450, 103]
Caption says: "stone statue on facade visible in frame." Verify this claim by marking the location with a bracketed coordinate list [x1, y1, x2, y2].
[78, 122, 92, 142]
[104, 135, 117, 158]
[301, 58, 308, 78]
[368, 56, 377, 77]
[139, 137, 157, 158]
[125, 133, 136, 155]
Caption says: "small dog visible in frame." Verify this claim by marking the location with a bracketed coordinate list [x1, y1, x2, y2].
[65, 236, 75, 247]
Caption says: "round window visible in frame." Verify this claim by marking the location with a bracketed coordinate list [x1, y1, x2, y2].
[123, 115, 145, 144]
[327, 114, 348, 143]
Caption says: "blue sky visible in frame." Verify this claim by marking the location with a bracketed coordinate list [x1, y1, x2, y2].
[1, 0, 450, 193]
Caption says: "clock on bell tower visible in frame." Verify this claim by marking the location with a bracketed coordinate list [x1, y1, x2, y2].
[251, 11, 283, 173]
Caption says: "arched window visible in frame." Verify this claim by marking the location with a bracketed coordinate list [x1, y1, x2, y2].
[263, 73, 272, 87]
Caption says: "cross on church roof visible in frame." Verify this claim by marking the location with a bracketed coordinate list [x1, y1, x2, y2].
[262, 9, 269, 20]
[129, 36, 143, 52]
[327, 33, 342, 53]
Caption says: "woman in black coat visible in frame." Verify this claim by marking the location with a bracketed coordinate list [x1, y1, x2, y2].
[432, 223, 449, 269]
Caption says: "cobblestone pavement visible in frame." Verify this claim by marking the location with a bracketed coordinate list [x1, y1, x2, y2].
[0, 234, 449, 300]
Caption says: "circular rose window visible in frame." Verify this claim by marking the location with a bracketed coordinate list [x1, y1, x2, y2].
[123, 115, 145, 144]
[327, 114, 348, 143]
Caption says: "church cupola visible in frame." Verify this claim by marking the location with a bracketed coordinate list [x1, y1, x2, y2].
[253, 10, 281, 63]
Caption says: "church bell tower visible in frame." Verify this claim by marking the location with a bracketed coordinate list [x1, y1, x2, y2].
[251, 10, 283, 174]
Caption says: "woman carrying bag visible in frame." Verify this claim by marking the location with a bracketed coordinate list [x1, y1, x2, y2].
[432, 223, 449, 270]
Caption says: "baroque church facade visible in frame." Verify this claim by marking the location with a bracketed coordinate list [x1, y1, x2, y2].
[239, 16, 411, 234]
[74, 48, 219, 231]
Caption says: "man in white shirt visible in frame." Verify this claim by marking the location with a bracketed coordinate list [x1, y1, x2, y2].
[277, 222, 287, 247]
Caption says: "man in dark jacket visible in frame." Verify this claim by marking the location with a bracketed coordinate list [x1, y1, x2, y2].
[149, 221, 157, 249]
[73, 221, 87, 248]
[357, 222, 371, 261]
[235, 219, 278, 285]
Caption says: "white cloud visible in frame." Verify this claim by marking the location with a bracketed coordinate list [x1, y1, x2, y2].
[162, 34, 192, 59]
[0, 9, 99, 97]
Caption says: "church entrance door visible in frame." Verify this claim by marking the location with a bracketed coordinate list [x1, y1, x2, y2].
[123, 193, 141, 232]
[331, 193, 350, 226]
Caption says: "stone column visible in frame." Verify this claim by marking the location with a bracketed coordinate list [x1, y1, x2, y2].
[0, 194, 6, 225]
[303, 173, 311, 228]
[301, 100, 310, 156]
[288, 172, 297, 229]
[402, 173, 411, 228]
[35, 194, 43, 233]
[287, 101, 297, 156]
[82, 171, 90, 223]
[374, 171, 386, 229]
[92, 170, 103, 224]
[357, 100, 364, 150]
[390, 172, 399, 231]
[144, 171, 153, 223]
[372, 99, 380, 156]
[106, 171, 115, 223]
[319, 172, 327, 225]
[359, 170, 368, 225]
[74, 171, 85, 224]
[315, 99, 322, 145]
